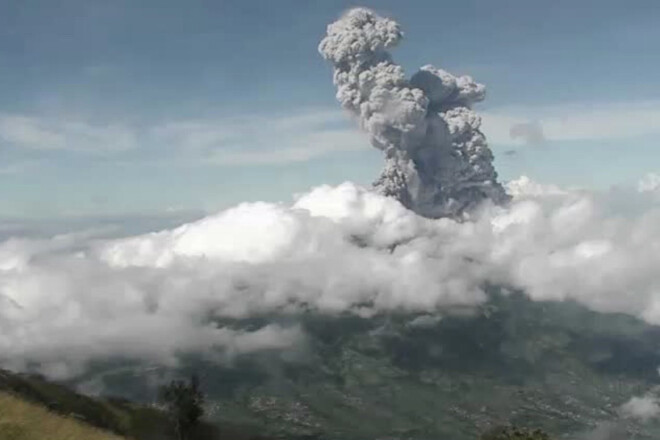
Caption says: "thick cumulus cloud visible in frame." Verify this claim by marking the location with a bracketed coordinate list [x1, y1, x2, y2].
[620, 394, 660, 422]
[638, 173, 660, 194]
[2, 177, 660, 377]
[318, 8, 508, 219]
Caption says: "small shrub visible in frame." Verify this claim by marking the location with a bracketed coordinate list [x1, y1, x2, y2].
[159, 374, 205, 440]
[480, 425, 552, 440]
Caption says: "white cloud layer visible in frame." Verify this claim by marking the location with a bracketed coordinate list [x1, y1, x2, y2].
[2, 176, 660, 378]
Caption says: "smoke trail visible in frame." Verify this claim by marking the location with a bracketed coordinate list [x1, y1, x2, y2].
[319, 8, 508, 218]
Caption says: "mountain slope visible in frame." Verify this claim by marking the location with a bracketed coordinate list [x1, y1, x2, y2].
[0, 368, 172, 439]
[77, 291, 660, 440]
[0, 367, 232, 440]
[0, 391, 125, 440]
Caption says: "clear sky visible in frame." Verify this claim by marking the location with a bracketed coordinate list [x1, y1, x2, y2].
[1, 0, 659, 220]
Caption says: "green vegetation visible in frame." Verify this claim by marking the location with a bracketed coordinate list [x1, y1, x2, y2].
[0, 379, 556, 440]
[0, 361, 628, 440]
[159, 374, 206, 440]
[0, 367, 173, 439]
[480, 425, 552, 440]
[0, 367, 278, 440]
[99, 292, 658, 440]
[0, 391, 124, 440]
[0, 368, 228, 440]
[5, 292, 660, 440]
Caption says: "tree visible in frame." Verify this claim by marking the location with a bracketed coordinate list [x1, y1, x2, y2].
[480, 425, 552, 440]
[159, 374, 205, 440]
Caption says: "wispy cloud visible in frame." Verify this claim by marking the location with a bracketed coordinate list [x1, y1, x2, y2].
[482, 100, 660, 146]
[638, 173, 660, 193]
[0, 161, 39, 175]
[151, 109, 367, 165]
[509, 121, 545, 146]
[0, 114, 138, 154]
[0, 109, 367, 165]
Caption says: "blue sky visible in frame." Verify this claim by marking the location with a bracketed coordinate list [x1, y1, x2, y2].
[1, 0, 659, 219]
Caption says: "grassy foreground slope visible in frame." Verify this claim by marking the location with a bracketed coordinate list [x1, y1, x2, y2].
[0, 367, 274, 440]
[0, 391, 125, 440]
[0, 367, 175, 439]
[0, 368, 231, 440]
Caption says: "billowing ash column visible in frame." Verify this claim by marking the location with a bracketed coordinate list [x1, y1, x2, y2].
[319, 7, 509, 219]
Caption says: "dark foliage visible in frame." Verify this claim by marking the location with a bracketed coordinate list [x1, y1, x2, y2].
[480, 425, 552, 440]
[159, 374, 206, 440]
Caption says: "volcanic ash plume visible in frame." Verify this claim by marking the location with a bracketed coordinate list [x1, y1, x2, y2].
[319, 7, 508, 218]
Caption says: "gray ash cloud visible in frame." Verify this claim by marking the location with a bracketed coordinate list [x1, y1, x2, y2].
[319, 8, 508, 219]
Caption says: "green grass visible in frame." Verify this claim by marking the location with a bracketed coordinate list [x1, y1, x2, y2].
[0, 368, 272, 440]
[0, 391, 125, 440]
[0, 368, 152, 438]
[0, 368, 202, 439]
